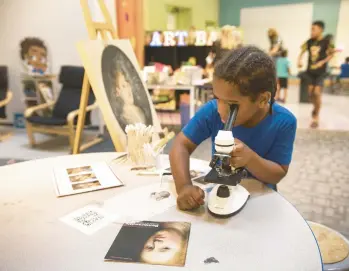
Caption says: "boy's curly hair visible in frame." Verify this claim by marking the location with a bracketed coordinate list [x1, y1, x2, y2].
[20, 37, 47, 60]
[214, 45, 277, 114]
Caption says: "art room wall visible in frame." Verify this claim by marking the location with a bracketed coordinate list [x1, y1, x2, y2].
[335, 0, 349, 64]
[144, 0, 219, 31]
[240, 3, 314, 75]
[0, 0, 116, 123]
[219, 0, 341, 37]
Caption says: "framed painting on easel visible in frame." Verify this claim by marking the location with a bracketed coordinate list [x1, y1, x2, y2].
[76, 40, 161, 151]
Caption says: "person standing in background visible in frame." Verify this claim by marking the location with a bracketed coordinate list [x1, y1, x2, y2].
[298, 21, 335, 128]
[276, 50, 291, 103]
[211, 25, 242, 64]
[268, 28, 284, 58]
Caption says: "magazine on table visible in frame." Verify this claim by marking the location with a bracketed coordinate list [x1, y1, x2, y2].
[105, 221, 191, 267]
[53, 161, 123, 197]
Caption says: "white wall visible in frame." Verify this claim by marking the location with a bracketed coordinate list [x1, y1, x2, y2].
[240, 3, 313, 75]
[335, 0, 349, 64]
[0, 0, 116, 123]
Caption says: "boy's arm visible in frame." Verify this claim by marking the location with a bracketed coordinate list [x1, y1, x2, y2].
[246, 153, 288, 184]
[232, 139, 288, 185]
[231, 118, 296, 184]
[170, 132, 197, 193]
[170, 100, 215, 193]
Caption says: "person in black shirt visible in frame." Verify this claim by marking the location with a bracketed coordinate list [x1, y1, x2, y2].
[298, 21, 335, 128]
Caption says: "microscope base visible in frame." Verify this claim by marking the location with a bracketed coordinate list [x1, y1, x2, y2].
[207, 184, 250, 217]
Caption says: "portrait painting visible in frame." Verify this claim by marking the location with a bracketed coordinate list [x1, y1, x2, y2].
[76, 40, 161, 151]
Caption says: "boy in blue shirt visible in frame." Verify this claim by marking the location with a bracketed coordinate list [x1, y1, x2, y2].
[169, 46, 297, 211]
[276, 50, 291, 103]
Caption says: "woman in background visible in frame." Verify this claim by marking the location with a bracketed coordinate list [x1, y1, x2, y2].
[268, 28, 284, 58]
[212, 25, 242, 63]
[204, 25, 242, 78]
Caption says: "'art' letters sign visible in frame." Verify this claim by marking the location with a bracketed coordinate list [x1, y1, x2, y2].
[148, 30, 219, 47]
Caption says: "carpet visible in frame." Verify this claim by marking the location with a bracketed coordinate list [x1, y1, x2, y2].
[0, 158, 26, 167]
[279, 129, 349, 239]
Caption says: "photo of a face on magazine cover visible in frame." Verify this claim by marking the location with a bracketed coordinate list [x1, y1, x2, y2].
[105, 221, 191, 267]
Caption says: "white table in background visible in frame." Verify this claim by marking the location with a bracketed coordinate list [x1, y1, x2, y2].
[0, 153, 322, 271]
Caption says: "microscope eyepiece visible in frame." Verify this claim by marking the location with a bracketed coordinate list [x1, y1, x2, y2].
[224, 104, 239, 131]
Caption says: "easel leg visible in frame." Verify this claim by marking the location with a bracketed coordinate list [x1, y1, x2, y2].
[26, 122, 36, 146]
[72, 74, 90, 154]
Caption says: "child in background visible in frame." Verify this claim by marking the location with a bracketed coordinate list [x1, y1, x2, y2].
[276, 50, 291, 103]
[340, 57, 349, 79]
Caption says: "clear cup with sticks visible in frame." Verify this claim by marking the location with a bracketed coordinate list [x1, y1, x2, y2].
[126, 123, 154, 166]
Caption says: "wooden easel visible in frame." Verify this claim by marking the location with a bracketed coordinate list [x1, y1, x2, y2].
[72, 0, 118, 154]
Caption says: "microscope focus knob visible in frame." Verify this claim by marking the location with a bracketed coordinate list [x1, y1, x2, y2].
[217, 185, 230, 198]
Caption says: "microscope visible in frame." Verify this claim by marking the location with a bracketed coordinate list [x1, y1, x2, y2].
[204, 104, 250, 217]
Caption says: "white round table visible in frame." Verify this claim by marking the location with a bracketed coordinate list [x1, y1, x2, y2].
[0, 152, 322, 271]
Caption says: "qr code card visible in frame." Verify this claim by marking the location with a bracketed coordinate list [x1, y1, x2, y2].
[60, 205, 116, 235]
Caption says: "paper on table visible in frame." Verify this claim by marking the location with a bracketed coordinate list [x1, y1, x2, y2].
[53, 161, 123, 197]
[163, 166, 214, 191]
[102, 182, 177, 223]
[60, 205, 117, 235]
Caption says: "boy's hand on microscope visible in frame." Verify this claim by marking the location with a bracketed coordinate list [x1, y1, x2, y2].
[177, 184, 205, 210]
[230, 138, 255, 168]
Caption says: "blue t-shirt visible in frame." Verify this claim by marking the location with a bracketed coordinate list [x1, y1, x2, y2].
[183, 100, 297, 166]
[276, 57, 290, 78]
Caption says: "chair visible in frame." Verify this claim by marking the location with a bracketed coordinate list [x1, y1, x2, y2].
[25, 66, 98, 152]
[0, 66, 13, 141]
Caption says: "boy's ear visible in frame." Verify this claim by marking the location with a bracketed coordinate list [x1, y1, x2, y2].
[258, 91, 271, 108]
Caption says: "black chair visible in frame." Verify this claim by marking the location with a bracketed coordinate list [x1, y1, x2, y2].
[25, 66, 98, 151]
[0, 66, 13, 142]
[0, 66, 13, 119]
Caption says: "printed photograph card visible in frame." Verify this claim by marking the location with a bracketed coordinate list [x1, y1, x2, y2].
[53, 161, 123, 197]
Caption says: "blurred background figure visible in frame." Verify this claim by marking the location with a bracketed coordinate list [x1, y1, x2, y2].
[298, 21, 335, 128]
[276, 49, 291, 103]
[340, 57, 349, 79]
[268, 28, 284, 58]
[211, 25, 242, 64]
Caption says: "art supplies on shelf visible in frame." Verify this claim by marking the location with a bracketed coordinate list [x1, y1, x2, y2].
[53, 161, 123, 197]
[105, 221, 191, 267]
